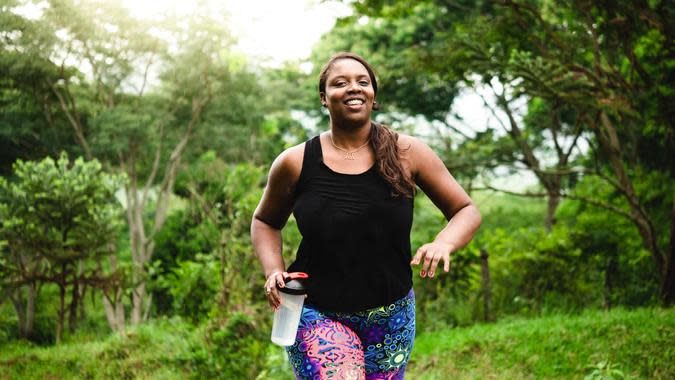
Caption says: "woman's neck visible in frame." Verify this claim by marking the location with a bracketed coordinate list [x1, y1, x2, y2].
[329, 120, 372, 150]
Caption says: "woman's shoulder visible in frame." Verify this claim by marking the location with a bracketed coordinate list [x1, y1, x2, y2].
[396, 132, 431, 158]
[270, 142, 306, 181]
[395, 132, 417, 148]
[395, 132, 440, 177]
[397, 132, 438, 153]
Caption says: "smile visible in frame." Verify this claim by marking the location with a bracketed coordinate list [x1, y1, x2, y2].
[345, 99, 364, 105]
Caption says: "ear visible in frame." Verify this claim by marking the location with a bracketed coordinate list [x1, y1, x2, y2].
[319, 92, 327, 106]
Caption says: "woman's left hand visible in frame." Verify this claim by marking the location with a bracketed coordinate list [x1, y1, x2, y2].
[410, 242, 455, 278]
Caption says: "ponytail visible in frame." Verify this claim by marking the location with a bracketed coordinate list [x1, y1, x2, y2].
[369, 122, 415, 198]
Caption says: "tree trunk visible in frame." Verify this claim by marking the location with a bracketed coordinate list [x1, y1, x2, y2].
[103, 293, 125, 333]
[480, 249, 493, 322]
[131, 282, 146, 325]
[56, 268, 66, 344]
[8, 289, 27, 338]
[25, 283, 36, 339]
[78, 284, 87, 323]
[102, 256, 125, 332]
[68, 278, 79, 333]
[127, 100, 207, 325]
[662, 191, 675, 306]
[603, 254, 617, 310]
[595, 112, 666, 296]
[545, 192, 560, 233]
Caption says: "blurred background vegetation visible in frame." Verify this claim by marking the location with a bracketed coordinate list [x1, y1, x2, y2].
[0, 0, 673, 378]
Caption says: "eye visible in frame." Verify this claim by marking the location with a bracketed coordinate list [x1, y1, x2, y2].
[359, 80, 370, 86]
[334, 80, 347, 87]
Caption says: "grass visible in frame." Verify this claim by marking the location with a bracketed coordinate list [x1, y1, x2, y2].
[406, 307, 675, 379]
[0, 307, 673, 379]
[0, 317, 196, 380]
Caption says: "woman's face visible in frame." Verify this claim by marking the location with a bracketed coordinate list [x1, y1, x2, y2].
[321, 58, 376, 126]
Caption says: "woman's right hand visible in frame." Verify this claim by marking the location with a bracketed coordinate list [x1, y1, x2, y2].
[264, 271, 288, 310]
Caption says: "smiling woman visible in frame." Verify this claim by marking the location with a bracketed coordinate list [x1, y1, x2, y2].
[251, 52, 482, 379]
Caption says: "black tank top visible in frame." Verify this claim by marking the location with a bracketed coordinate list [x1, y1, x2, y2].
[287, 134, 414, 312]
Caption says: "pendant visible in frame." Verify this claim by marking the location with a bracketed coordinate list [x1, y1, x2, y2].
[344, 152, 356, 160]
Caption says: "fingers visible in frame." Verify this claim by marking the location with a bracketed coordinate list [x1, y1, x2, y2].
[410, 246, 426, 266]
[266, 289, 280, 310]
[411, 243, 451, 279]
[265, 271, 288, 310]
[428, 253, 443, 278]
[278, 271, 289, 288]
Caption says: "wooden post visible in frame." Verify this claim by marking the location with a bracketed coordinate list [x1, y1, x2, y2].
[480, 248, 493, 322]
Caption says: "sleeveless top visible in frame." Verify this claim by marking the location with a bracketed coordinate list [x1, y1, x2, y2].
[287, 134, 414, 312]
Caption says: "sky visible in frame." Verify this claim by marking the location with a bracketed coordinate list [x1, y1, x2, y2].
[121, 0, 353, 67]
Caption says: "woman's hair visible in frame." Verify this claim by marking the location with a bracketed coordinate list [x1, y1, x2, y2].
[319, 52, 415, 198]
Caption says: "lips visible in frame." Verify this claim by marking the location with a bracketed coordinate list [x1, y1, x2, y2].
[344, 98, 366, 109]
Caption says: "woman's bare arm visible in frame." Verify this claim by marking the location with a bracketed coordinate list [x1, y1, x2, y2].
[401, 135, 482, 278]
[251, 144, 303, 309]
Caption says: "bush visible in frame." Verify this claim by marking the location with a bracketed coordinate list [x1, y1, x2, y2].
[185, 312, 271, 379]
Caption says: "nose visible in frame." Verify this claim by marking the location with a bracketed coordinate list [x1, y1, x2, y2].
[346, 80, 362, 93]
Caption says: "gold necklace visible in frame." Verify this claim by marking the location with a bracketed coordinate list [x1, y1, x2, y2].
[329, 133, 370, 160]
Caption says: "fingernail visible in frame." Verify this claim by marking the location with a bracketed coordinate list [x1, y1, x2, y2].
[429, 272, 434, 278]
[420, 270, 426, 277]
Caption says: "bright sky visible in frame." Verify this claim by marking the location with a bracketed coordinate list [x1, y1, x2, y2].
[121, 0, 353, 67]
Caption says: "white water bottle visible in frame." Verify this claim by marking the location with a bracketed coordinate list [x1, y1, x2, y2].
[271, 272, 308, 346]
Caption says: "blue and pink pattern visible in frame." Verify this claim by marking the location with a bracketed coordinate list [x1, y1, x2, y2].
[286, 290, 416, 379]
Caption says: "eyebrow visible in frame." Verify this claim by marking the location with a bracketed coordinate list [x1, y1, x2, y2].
[331, 75, 370, 81]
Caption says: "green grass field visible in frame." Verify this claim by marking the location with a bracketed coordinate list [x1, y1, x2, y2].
[1, 307, 673, 379]
[407, 307, 675, 379]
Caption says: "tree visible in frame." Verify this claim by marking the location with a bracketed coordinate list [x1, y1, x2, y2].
[1, 0, 286, 328]
[339, 0, 675, 304]
[0, 153, 123, 343]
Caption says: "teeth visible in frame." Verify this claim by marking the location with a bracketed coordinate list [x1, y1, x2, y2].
[347, 99, 364, 105]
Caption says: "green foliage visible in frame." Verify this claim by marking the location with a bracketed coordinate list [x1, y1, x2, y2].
[156, 254, 219, 324]
[0, 153, 124, 341]
[0, 153, 123, 263]
[0, 153, 122, 270]
[186, 313, 271, 379]
[153, 155, 273, 323]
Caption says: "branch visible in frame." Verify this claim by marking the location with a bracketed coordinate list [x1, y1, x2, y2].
[146, 96, 210, 259]
[477, 183, 635, 221]
[550, 109, 564, 159]
[563, 113, 585, 163]
[82, 40, 114, 107]
[441, 119, 473, 141]
[46, 77, 93, 160]
[140, 118, 166, 208]
[138, 51, 156, 98]
[486, 84, 550, 189]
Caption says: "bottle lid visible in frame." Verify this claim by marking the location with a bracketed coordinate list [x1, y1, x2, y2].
[277, 272, 308, 295]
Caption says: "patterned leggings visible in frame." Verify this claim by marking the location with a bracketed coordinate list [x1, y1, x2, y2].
[286, 289, 416, 380]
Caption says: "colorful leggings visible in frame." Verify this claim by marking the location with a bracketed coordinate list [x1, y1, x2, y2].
[286, 289, 416, 380]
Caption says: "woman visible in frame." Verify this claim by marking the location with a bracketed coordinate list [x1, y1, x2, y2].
[251, 52, 481, 379]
